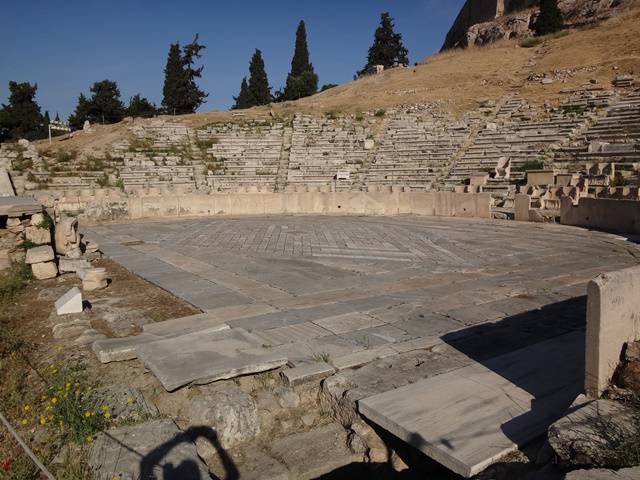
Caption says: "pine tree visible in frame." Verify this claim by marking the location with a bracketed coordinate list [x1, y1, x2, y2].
[535, 0, 563, 36]
[68, 80, 125, 128]
[283, 20, 318, 101]
[232, 77, 253, 110]
[127, 94, 157, 118]
[54, 112, 60, 121]
[359, 12, 409, 76]
[247, 49, 272, 106]
[0, 81, 45, 141]
[161, 35, 208, 115]
[44, 111, 50, 124]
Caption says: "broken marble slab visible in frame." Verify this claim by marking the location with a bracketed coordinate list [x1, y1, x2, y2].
[281, 361, 336, 386]
[136, 328, 288, 391]
[142, 312, 229, 337]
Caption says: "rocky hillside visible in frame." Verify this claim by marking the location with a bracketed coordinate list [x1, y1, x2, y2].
[443, 0, 640, 49]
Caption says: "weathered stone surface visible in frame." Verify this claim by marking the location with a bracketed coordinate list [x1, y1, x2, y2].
[72, 329, 106, 346]
[565, 466, 640, 480]
[270, 423, 362, 478]
[58, 258, 90, 274]
[281, 361, 335, 386]
[89, 419, 209, 480]
[549, 397, 638, 468]
[359, 332, 585, 478]
[92, 333, 160, 363]
[31, 261, 58, 280]
[25, 225, 51, 245]
[82, 267, 108, 291]
[136, 328, 288, 391]
[25, 245, 54, 264]
[190, 386, 259, 450]
[273, 386, 300, 409]
[0, 167, 15, 197]
[55, 287, 83, 315]
[52, 319, 91, 339]
[54, 216, 80, 255]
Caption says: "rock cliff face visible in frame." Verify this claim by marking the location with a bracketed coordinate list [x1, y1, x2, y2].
[442, 0, 638, 49]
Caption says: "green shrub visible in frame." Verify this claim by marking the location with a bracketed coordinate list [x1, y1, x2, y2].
[374, 109, 386, 117]
[512, 159, 546, 172]
[0, 261, 32, 305]
[520, 37, 542, 48]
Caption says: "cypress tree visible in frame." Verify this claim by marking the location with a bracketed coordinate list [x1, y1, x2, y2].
[44, 110, 50, 124]
[283, 20, 318, 101]
[54, 112, 60, 121]
[247, 49, 272, 106]
[161, 36, 208, 115]
[0, 81, 45, 141]
[232, 77, 253, 110]
[359, 12, 409, 76]
[535, 0, 563, 36]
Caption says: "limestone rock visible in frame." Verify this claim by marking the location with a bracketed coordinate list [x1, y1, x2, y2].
[73, 329, 107, 346]
[55, 287, 83, 315]
[52, 319, 91, 339]
[189, 386, 259, 450]
[625, 341, 640, 362]
[54, 216, 80, 255]
[25, 226, 51, 245]
[58, 258, 90, 274]
[565, 466, 640, 479]
[25, 245, 54, 264]
[31, 261, 58, 280]
[548, 398, 638, 468]
[82, 267, 108, 291]
[66, 247, 83, 259]
[273, 386, 300, 409]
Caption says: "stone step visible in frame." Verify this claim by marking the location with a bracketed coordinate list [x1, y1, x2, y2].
[359, 331, 584, 478]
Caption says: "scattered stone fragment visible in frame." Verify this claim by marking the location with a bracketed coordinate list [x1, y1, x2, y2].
[31, 261, 58, 280]
[52, 319, 91, 339]
[25, 245, 54, 264]
[54, 216, 80, 255]
[58, 258, 90, 274]
[281, 361, 336, 386]
[55, 287, 83, 315]
[73, 329, 106, 346]
[82, 267, 108, 291]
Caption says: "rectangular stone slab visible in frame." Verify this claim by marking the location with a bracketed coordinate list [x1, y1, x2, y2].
[358, 331, 585, 478]
[0, 196, 41, 215]
[137, 328, 288, 391]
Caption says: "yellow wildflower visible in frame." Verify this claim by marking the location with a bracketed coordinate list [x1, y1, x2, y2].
[39, 418, 46, 425]
[84, 411, 91, 418]
[50, 397, 58, 405]
[20, 419, 28, 425]
[127, 396, 134, 404]
[85, 436, 93, 443]
[104, 412, 111, 419]
[23, 405, 30, 412]
[101, 405, 108, 411]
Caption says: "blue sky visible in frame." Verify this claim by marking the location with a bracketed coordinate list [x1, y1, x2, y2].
[1, 0, 465, 119]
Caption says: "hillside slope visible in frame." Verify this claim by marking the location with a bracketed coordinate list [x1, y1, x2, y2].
[37, 7, 640, 155]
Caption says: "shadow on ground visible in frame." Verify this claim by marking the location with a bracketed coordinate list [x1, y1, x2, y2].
[138, 425, 239, 480]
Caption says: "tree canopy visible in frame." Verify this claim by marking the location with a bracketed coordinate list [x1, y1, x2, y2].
[359, 12, 409, 76]
[0, 81, 46, 142]
[247, 49, 272, 106]
[68, 79, 125, 129]
[127, 94, 158, 118]
[161, 35, 208, 115]
[232, 77, 253, 110]
[282, 21, 318, 101]
[535, 0, 563, 36]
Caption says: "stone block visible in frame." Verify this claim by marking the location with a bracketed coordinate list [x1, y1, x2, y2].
[92, 334, 160, 363]
[31, 261, 58, 280]
[281, 361, 336, 386]
[82, 267, 108, 291]
[58, 258, 90, 274]
[55, 287, 83, 315]
[25, 225, 51, 245]
[585, 265, 640, 397]
[514, 193, 531, 222]
[25, 245, 54, 264]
